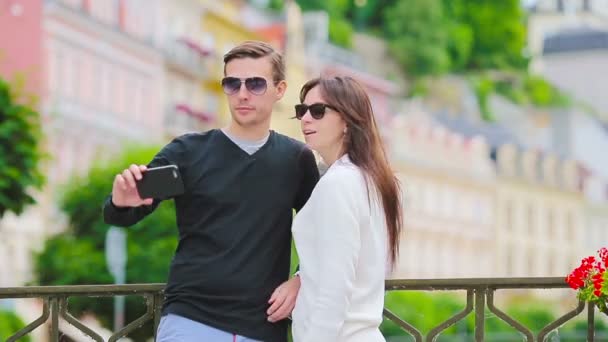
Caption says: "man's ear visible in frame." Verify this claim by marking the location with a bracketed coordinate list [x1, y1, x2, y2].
[275, 80, 287, 99]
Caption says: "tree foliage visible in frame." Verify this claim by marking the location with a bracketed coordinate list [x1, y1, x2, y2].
[0, 310, 31, 342]
[0, 77, 44, 218]
[383, 0, 451, 76]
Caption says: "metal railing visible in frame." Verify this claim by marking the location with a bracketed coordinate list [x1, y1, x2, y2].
[383, 277, 600, 341]
[0, 277, 603, 341]
[0, 284, 164, 342]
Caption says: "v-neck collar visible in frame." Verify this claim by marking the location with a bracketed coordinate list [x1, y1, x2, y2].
[216, 129, 274, 158]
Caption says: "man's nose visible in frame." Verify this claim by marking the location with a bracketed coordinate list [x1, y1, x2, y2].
[237, 83, 249, 100]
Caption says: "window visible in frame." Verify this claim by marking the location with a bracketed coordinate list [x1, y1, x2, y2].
[90, 0, 118, 26]
[70, 57, 81, 100]
[566, 212, 576, 242]
[87, 57, 100, 105]
[133, 80, 144, 122]
[100, 64, 112, 110]
[48, 48, 60, 94]
[505, 201, 513, 232]
[202, 33, 216, 51]
[61, 0, 81, 8]
[527, 206, 536, 237]
[77, 56, 90, 103]
[63, 53, 74, 98]
[527, 247, 536, 276]
[547, 254, 556, 276]
[472, 197, 483, 223]
[114, 72, 125, 115]
[403, 180, 416, 212]
[424, 185, 436, 215]
[204, 93, 219, 119]
[546, 209, 555, 239]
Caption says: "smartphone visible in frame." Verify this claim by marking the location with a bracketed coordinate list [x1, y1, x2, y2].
[136, 165, 185, 200]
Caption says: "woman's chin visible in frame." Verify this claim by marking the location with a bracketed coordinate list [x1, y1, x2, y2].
[303, 135, 314, 146]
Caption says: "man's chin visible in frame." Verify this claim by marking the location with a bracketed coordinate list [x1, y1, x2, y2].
[233, 115, 269, 128]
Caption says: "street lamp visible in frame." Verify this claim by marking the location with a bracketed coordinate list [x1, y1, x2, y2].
[105, 226, 127, 332]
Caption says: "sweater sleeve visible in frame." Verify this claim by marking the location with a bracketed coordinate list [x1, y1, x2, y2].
[102, 135, 188, 227]
[300, 170, 362, 341]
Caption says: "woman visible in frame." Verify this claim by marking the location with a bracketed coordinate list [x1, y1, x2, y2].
[291, 76, 403, 342]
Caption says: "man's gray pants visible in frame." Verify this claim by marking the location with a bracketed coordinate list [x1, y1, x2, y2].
[156, 313, 263, 342]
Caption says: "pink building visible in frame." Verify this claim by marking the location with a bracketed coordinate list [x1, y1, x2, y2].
[0, 0, 165, 289]
[0, 0, 44, 97]
[43, 0, 164, 188]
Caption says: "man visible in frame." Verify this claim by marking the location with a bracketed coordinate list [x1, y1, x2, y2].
[103, 41, 319, 342]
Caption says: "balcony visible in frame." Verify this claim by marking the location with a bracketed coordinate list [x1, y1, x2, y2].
[163, 37, 212, 79]
[0, 277, 605, 341]
[164, 103, 215, 137]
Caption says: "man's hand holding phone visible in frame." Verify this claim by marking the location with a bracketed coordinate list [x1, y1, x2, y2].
[112, 164, 154, 207]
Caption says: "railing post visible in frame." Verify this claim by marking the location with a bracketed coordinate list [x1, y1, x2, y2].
[50, 297, 59, 342]
[153, 292, 164, 339]
[474, 288, 486, 342]
[588, 302, 595, 342]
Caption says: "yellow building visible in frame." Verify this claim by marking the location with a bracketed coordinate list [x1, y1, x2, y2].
[200, 4, 262, 127]
[271, 1, 308, 140]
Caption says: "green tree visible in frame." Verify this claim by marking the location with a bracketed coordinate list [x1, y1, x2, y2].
[381, 292, 561, 340]
[33, 146, 177, 340]
[0, 310, 31, 342]
[347, 0, 390, 31]
[381, 291, 470, 338]
[383, 0, 451, 77]
[0, 77, 44, 218]
[328, 17, 354, 48]
[445, 0, 528, 70]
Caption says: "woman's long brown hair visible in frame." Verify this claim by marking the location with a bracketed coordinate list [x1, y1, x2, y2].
[300, 76, 403, 267]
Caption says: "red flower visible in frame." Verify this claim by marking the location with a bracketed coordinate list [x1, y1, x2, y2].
[599, 248, 608, 267]
[567, 249, 607, 299]
[566, 257, 597, 290]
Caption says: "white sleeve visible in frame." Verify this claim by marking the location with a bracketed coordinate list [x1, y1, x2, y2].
[300, 172, 362, 342]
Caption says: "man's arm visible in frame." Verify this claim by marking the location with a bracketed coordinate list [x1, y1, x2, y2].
[102, 194, 161, 227]
[102, 137, 187, 227]
[294, 147, 320, 212]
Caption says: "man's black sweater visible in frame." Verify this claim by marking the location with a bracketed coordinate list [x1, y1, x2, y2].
[103, 129, 319, 341]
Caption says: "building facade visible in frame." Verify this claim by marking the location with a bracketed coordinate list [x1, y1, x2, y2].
[493, 144, 585, 277]
[388, 108, 496, 278]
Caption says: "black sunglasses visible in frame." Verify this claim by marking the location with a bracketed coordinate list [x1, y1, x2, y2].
[221, 77, 268, 95]
[294, 103, 337, 120]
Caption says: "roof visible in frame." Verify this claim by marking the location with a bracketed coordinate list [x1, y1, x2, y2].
[432, 112, 520, 149]
[543, 28, 608, 54]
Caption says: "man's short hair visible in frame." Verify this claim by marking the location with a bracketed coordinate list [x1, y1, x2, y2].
[223, 41, 285, 84]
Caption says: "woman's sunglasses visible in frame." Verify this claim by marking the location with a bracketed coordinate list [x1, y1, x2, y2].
[221, 77, 268, 95]
[294, 103, 337, 120]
